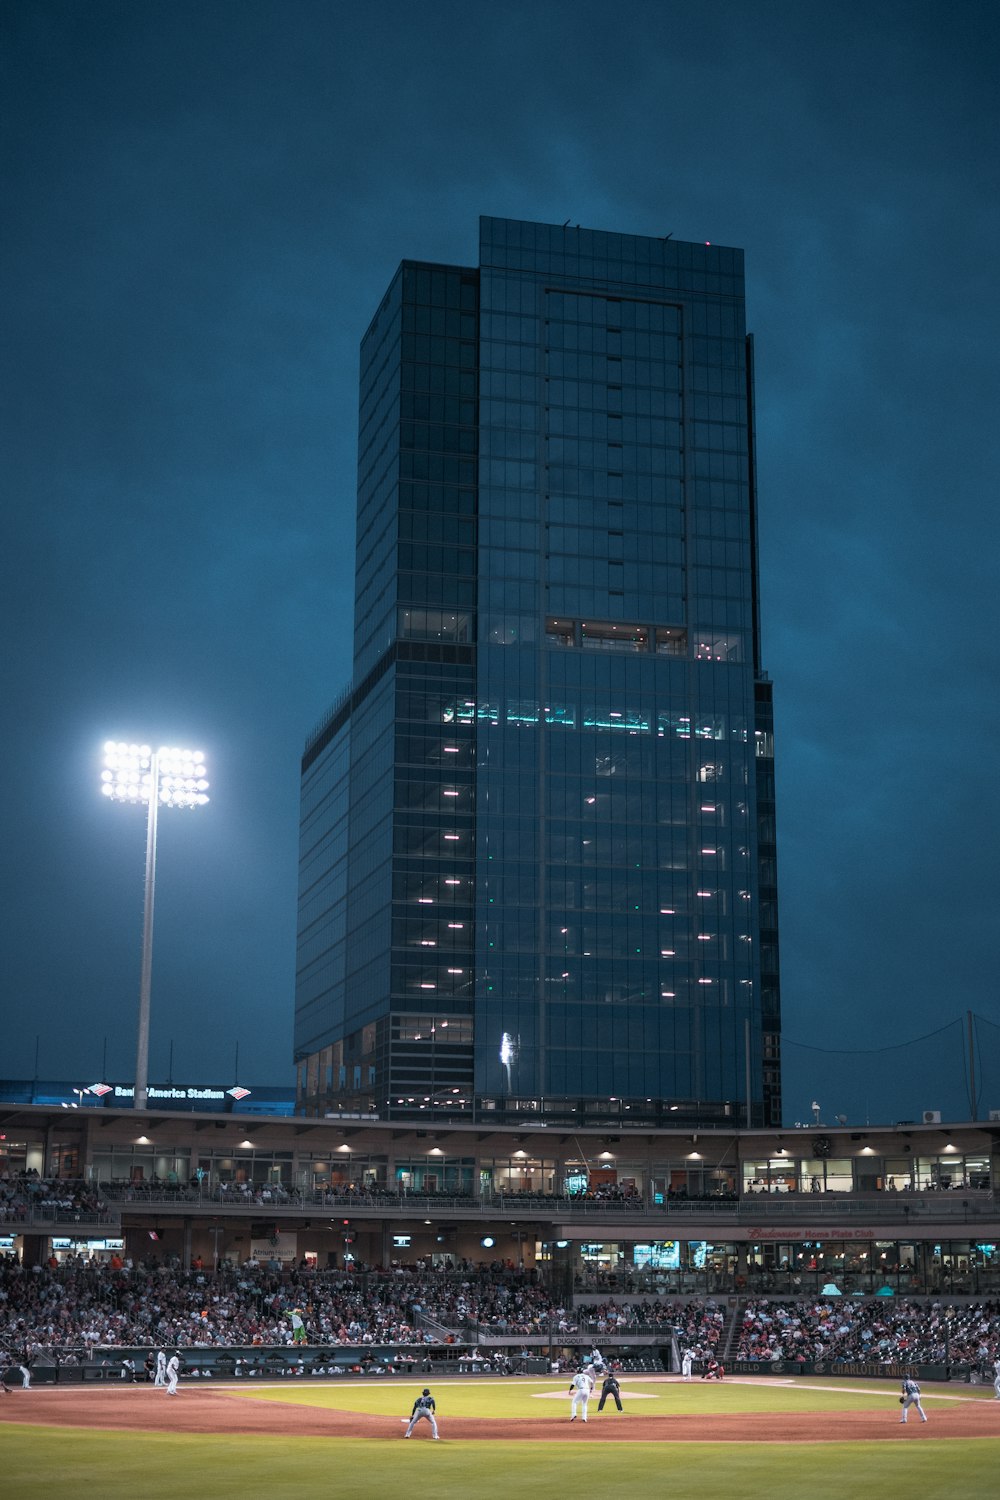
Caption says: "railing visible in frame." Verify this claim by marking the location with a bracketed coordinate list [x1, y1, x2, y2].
[13, 1183, 997, 1228]
[2, 1205, 121, 1229]
[20, 1341, 991, 1386]
[415, 1310, 461, 1342]
[662, 1193, 998, 1222]
[96, 1184, 484, 1212]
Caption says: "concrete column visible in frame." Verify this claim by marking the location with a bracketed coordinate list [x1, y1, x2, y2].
[182, 1217, 193, 1267]
[21, 1234, 47, 1268]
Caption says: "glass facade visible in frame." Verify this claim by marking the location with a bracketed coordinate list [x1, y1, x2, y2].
[295, 218, 781, 1126]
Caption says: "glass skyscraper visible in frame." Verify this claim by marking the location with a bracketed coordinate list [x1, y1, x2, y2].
[295, 217, 781, 1128]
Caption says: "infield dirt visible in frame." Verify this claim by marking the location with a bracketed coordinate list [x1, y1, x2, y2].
[1, 1385, 995, 1443]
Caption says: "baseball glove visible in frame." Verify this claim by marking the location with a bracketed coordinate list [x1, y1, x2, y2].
[898, 1397, 905, 1404]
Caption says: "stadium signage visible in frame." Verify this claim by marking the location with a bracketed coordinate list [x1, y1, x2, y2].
[250, 1236, 298, 1261]
[747, 1227, 875, 1240]
[112, 1085, 231, 1101]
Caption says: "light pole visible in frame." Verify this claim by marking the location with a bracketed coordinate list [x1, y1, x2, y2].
[101, 741, 209, 1110]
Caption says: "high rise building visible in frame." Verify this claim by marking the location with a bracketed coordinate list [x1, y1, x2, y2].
[295, 217, 781, 1128]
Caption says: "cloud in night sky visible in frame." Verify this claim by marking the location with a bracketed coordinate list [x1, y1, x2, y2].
[2, 1, 998, 1124]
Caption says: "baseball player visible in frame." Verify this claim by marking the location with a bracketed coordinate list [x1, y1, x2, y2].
[404, 1387, 439, 1439]
[598, 1370, 623, 1412]
[899, 1376, 927, 1423]
[681, 1348, 694, 1381]
[154, 1350, 167, 1387]
[569, 1369, 591, 1422]
[166, 1353, 181, 1395]
[993, 1357, 1000, 1400]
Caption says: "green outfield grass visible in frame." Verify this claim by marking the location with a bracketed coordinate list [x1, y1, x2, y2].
[2, 1427, 999, 1500]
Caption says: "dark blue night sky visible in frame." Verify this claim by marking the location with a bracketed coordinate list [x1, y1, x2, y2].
[2, 1, 998, 1125]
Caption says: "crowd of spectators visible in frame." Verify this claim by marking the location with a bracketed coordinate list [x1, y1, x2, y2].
[568, 1183, 642, 1204]
[0, 1174, 107, 1224]
[99, 1180, 472, 1206]
[575, 1294, 725, 1361]
[438, 1279, 571, 1336]
[100, 1179, 655, 1207]
[735, 1296, 1000, 1367]
[0, 1260, 568, 1356]
[8, 1243, 1000, 1374]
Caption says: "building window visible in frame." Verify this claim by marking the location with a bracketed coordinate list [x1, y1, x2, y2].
[655, 627, 687, 656]
[546, 617, 575, 646]
[395, 1014, 473, 1044]
[695, 633, 743, 662]
[399, 608, 471, 642]
[581, 620, 648, 652]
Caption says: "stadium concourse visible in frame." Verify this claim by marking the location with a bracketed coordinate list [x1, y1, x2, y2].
[1, 1103, 999, 1317]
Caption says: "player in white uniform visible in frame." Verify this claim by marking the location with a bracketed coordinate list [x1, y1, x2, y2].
[993, 1357, 1000, 1400]
[154, 1350, 167, 1387]
[166, 1353, 181, 1395]
[681, 1348, 694, 1381]
[569, 1369, 591, 1422]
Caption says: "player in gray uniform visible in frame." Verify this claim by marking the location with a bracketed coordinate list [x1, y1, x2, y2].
[993, 1357, 1000, 1400]
[405, 1387, 440, 1439]
[154, 1350, 167, 1387]
[899, 1376, 927, 1423]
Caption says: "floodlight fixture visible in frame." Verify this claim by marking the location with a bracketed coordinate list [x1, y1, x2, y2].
[101, 742, 209, 808]
[101, 740, 210, 1110]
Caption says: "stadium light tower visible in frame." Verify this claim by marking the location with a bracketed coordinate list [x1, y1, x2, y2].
[101, 741, 209, 1109]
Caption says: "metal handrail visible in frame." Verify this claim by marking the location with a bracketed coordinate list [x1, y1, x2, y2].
[14, 1183, 994, 1227]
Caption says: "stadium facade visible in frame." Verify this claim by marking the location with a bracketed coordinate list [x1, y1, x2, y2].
[294, 217, 780, 1128]
[2, 1103, 998, 1300]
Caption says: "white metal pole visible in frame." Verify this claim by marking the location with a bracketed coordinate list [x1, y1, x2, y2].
[135, 749, 159, 1111]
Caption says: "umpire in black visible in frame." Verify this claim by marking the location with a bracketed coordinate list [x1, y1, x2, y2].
[598, 1369, 622, 1412]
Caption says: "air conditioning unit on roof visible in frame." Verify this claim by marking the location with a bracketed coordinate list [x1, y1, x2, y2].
[922, 1109, 942, 1124]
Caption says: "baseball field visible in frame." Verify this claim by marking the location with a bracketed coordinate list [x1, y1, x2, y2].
[2, 1375, 998, 1499]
